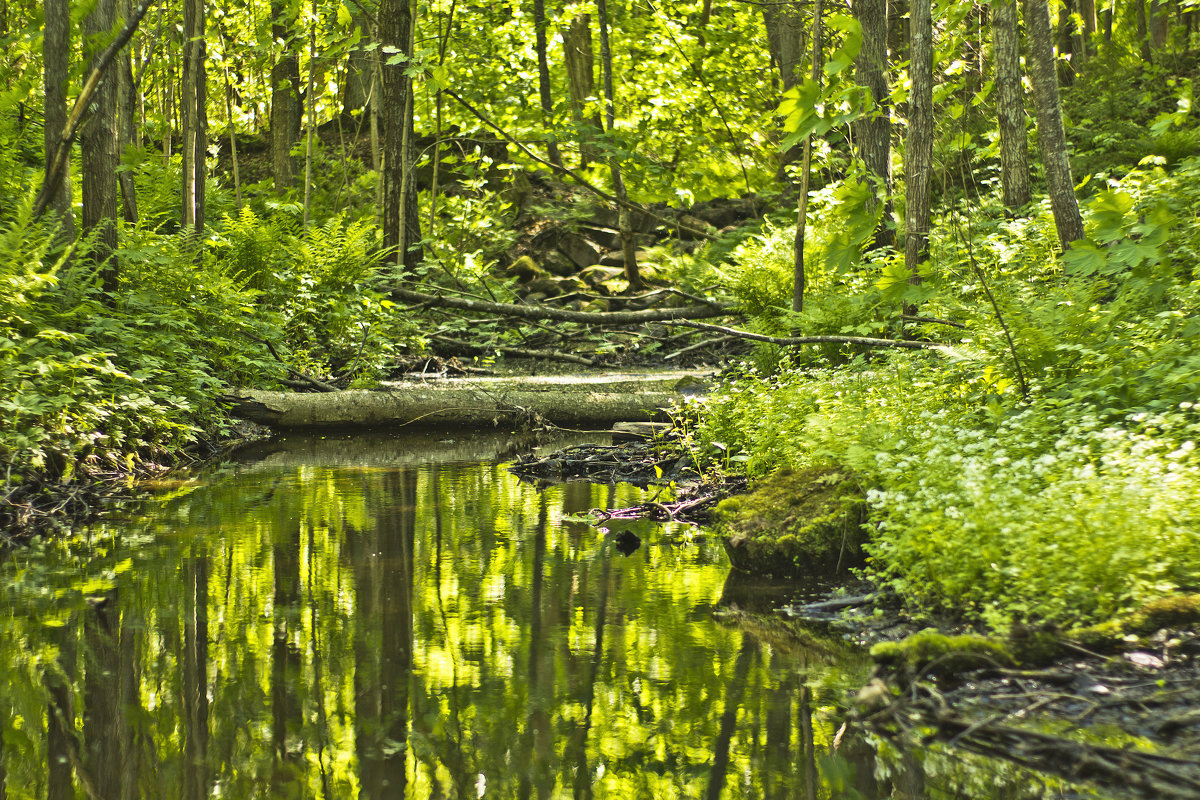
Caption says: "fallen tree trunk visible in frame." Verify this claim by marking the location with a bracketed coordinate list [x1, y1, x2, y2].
[222, 373, 706, 429]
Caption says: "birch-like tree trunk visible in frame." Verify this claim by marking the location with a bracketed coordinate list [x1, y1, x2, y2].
[793, 0, 822, 313]
[180, 0, 206, 232]
[904, 0, 933, 281]
[993, 0, 1031, 208]
[1024, 0, 1085, 250]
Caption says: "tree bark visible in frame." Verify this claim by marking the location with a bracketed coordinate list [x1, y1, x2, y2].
[596, 0, 643, 291]
[82, 0, 120, 296]
[225, 382, 687, 428]
[117, 0, 140, 223]
[1136, 0, 1152, 62]
[793, 0, 822, 314]
[270, 0, 302, 191]
[993, 0, 1031, 208]
[852, 0, 895, 248]
[905, 0, 933, 282]
[562, 14, 601, 168]
[180, 0, 206, 231]
[381, 0, 424, 270]
[763, 1, 806, 89]
[1149, 0, 1169, 48]
[534, 0, 564, 168]
[42, 0, 75, 242]
[1024, 0, 1085, 250]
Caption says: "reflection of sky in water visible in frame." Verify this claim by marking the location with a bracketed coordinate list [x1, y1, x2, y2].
[0, 433, 1085, 798]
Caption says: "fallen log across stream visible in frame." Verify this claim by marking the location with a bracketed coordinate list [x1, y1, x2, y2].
[221, 372, 709, 429]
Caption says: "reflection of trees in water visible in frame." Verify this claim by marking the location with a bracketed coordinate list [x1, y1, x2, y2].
[354, 469, 416, 799]
[0, 462, 1079, 799]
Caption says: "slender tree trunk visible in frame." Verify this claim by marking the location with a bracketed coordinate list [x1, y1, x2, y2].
[1055, 0, 1080, 80]
[793, 0, 822, 313]
[180, 0, 206, 232]
[1078, 0, 1097, 54]
[534, 0, 564, 168]
[82, 0, 120, 295]
[302, 0, 318, 227]
[1025, 0, 1085, 250]
[562, 15, 600, 168]
[905, 0, 933, 283]
[116, 0, 140, 223]
[381, 0, 424, 270]
[271, 0, 302, 191]
[1137, 0, 1153, 62]
[597, 0, 643, 291]
[218, 25, 244, 210]
[852, 0, 894, 248]
[994, 0, 1032, 208]
[43, 0, 75, 242]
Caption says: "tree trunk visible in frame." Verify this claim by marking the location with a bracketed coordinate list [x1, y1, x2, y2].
[852, 0, 894, 248]
[270, 0, 302, 191]
[905, 0, 933, 282]
[180, 0, 206, 232]
[562, 14, 601, 168]
[597, 0, 643, 291]
[764, 0, 807, 171]
[82, 0, 120, 296]
[302, 0, 318, 227]
[380, 0, 424, 270]
[763, 1, 806, 89]
[793, 0, 822, 314]
[1024, 0, 1085, 250]
[224, 378, 693, 428]
[1055, 0, 1079, 81]
[1137, 0, 1153, 62]
[534, 0, 564, 168]
[993, 0, 1031, 208]
[1078, 0, 1097, 55]
[1150, 0, 1169, 48]
[42, 0, 75, 242]
[117, 0, 140, 223]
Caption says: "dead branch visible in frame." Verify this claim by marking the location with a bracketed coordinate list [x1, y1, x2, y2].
[661, 320, 946, 350]
[431, 334, 597, 366]
[391, 285, 736, 324]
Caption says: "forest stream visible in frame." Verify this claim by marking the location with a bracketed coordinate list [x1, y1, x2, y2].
[0, 431, 1120, 798]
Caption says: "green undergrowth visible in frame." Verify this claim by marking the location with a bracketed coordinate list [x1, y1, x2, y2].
[687, 156, 1200, 634]
[0, 188, 423, 529]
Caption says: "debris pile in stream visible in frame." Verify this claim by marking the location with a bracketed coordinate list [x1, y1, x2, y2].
[508, 433, 746, 524]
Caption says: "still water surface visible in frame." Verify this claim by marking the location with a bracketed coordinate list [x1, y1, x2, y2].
[0, 432, 1086, 798]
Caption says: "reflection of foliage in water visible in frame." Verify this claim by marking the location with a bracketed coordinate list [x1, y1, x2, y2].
[0, 461, 1087, 798]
